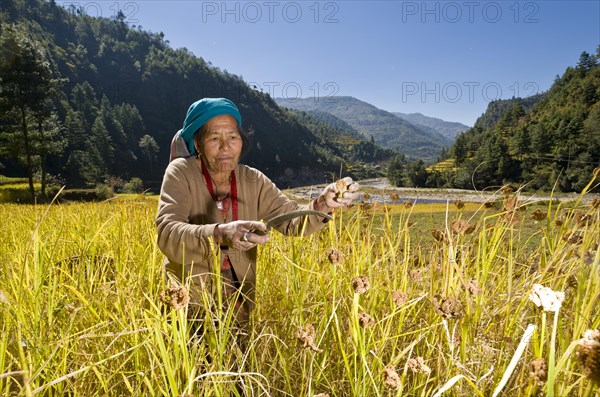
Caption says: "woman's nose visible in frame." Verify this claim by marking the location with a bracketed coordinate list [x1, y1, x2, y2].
[219, 137, 230, 150]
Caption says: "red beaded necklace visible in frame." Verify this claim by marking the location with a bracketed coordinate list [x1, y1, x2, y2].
[200, 159, 238, 221]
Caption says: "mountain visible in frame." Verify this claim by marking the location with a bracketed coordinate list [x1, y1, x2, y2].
[392, 112, 469, 141]
[432, 49, 600, 192]
[0, 0, 376, 191]
[274, 96, 452, 162]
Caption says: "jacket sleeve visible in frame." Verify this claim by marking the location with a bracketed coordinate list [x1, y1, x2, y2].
[254, 171, 329, 236]
[155, 160, 217, 265]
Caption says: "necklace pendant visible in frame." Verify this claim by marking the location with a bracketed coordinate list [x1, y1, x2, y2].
[216, 200, 224, 210]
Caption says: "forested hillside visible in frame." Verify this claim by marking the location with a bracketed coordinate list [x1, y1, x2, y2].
[425, 50, 600, 192]
[285, 109, 396, 178]
[471, 93, 546, 131]
[0, 0, 382, 198]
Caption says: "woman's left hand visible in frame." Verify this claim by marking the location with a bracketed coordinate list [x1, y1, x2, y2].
[314, 177, 360, 213]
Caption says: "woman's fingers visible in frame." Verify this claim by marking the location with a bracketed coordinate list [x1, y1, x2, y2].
[245, 231, 270, 245]
[234, 221, 270, 248]
[334, 185, 359, 205]
[242, 220, 267, 232]
[233, 220, 266, 233]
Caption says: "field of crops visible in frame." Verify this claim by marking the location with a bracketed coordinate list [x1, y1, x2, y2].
[0, 182, 599, 396]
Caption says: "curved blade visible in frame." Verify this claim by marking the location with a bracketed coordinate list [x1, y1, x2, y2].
[252, 210, 333, 236]
[266, 209, 333, 229]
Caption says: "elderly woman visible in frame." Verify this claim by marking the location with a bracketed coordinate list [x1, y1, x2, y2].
[156, 98, 359, 325]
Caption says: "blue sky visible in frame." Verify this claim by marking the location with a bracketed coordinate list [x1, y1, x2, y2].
[95, 1, 598, 125]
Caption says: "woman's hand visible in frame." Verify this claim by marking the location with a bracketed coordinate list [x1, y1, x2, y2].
[214, 220, 270, 251]
[314, 177, 360, 213]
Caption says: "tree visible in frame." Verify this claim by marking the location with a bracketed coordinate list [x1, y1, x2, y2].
[453, 133, 468, 164]
[139, 134, 159, 175]
[0, 25, 66, 200]
[87, 115, 114, 182]
[31, 111, 66, 196]
[577, 51, 596, 72]
[530, 124, 551, 156]
[387, 155, 406, 187]
[70, 82, 99, 125]
[510, 126, 530, 159]
[405, 160, 428, 187]
[582, 80, 597, 106]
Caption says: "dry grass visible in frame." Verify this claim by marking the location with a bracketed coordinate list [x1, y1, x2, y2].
[0, 181, 599, 396]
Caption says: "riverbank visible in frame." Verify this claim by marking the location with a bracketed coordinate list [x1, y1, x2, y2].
[283, 178, 600, 205]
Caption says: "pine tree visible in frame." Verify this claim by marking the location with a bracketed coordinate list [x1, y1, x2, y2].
[31, 111, 66, 196]
[511, 126, 530, 159]
[0, 25, 66, 200]
[139, 134, 159, 176]
[387, 155, 406, 187]
[88, 115, 114, 182]
[453, 133, 467, 164]
[530, 124, 551, 156]
[577, 51, 596, 72]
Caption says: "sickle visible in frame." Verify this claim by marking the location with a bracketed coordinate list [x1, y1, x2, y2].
[253, 210, 333, 235]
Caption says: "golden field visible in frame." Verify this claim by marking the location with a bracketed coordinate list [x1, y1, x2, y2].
[0, 181, 599, 396]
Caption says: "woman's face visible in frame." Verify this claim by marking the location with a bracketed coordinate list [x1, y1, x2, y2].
[197, 114, 243, 175]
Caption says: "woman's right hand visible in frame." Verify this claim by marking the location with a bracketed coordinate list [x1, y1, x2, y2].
[214, 220, 270, 251]
[314, 177, 360, 213]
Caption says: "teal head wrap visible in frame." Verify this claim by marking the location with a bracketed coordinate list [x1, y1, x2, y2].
[178, 98, 243, 156]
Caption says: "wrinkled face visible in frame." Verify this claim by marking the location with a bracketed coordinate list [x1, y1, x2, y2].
[195, 114, 243, 175]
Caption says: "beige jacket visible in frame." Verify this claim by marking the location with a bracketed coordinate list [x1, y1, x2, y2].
[156, 156, 328, 308]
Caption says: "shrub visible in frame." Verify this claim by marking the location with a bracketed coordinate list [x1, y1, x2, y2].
[104, 175, 126, 192]
[0, 186, 34, 203]
[57, 189, 106, 202]
[95, 184, 115, 200]
[123, 178, 144, 194]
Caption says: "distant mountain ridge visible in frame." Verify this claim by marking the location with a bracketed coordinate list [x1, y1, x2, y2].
[299, 110, 364, 139]
[393, 112, 470, 141]
[275, 96, 453, 161]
